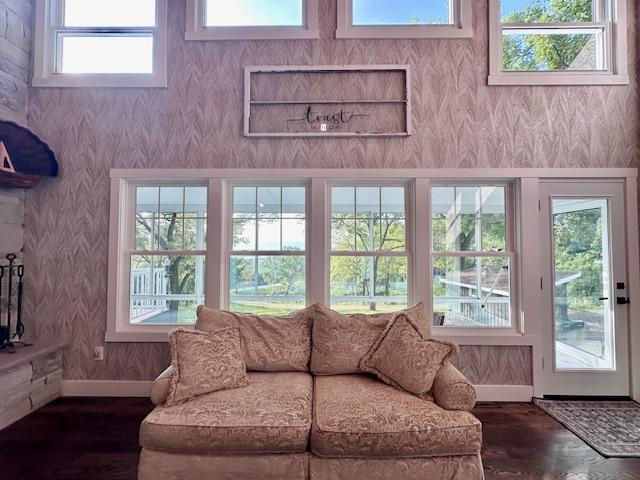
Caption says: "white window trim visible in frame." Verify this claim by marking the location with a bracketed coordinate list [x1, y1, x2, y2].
[488, 0, 628, 86]
[185, 0, 319, 41]
[33, 0, 168, 88]
[107, 168, 638, 348]
[336, 0, 472, 39]
[107, 178, 209, 342]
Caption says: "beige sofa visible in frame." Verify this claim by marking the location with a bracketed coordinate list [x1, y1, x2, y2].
[138, 305, 484, 480]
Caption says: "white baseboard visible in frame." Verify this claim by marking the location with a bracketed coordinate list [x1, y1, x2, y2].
[62, 380, 533, 402]
[62, 380, 153, 397]
[474, 385, 533, 402]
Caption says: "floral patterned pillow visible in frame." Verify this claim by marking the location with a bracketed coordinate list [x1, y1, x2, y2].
[360, 312, 459, 398]
[165, 328, 250, 407]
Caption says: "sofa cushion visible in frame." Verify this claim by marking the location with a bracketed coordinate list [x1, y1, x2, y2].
[196, 305, 315, 372]
[311, 375, 482, 458]
[165, 328, 250, 406]
[359, 313, 458, 398]
[140, 372, 313, 454]
[311, 303, 428, 375]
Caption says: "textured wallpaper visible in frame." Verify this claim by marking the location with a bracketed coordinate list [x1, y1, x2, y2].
[24, 0, 638, 382]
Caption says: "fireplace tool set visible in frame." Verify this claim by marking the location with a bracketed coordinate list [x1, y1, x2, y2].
[0, 254, 30, 352]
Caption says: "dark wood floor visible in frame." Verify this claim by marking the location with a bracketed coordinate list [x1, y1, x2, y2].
[1, 399, 639, 480]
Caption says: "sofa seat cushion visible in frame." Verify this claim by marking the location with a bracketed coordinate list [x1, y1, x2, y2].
[311, 375, 482, 458]
[140, 372, 313, 454]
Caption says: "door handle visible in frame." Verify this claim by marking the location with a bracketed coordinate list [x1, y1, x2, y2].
[617, 297, 631, 305]
[599, 297, 609, 301]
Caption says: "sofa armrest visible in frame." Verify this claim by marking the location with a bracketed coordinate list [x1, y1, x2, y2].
[150, 366, 173, 406]
[432, 362, 476, 412]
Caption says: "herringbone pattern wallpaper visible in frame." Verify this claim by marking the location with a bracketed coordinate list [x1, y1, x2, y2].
[23, 0, 638, 382]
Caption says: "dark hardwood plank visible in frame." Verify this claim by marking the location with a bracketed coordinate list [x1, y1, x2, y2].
[0, 398, 151, 480]
[1, 399, 640, 480]
[476, 402, 640, 479]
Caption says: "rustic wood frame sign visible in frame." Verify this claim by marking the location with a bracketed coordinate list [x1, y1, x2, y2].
[244, 65, 411, 138]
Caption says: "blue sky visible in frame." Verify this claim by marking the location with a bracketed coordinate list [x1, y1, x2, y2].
[207, 0, 303, 26]
[352, 1, 536, 25]
[66, 0, 540, 28]
[352, 0, 450, 24]
[203, 0, 541, 27]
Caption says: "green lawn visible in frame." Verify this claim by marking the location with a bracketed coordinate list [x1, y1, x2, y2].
[229, 301, 407, 316]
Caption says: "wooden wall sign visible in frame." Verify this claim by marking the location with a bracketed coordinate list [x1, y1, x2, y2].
[244, 65, 411, 138]
[0, 121, 58, 189]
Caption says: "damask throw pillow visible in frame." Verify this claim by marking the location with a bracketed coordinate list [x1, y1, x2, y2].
[359, 312, 459, 398]
[165, 328, 250, 407]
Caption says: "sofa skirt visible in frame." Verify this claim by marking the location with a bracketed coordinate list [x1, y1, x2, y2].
[310, 454, 485, 480]
[138, 449, 310, 480]
[138, 449, 484, 480]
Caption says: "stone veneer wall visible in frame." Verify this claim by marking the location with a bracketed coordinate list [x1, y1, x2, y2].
[0, 0, 31, 338]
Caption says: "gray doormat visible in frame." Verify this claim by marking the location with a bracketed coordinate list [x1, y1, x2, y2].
[534, 399, 640, 457]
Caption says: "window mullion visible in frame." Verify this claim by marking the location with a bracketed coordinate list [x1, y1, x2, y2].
[413, 178, 431, 313]
[205, 177, 224, 309]
[309, 178, 328, 305]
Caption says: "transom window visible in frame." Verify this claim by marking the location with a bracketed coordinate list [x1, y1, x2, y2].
[33, 0, 168, 87]
[330, 186, 409, 314]
[336, 0, 472, 39]
[489, 0, 629, 85]
[186, 0, 319, 40]
[228, 186, 307, 315]
[206, 0, 303, 27]
[431, 185, 515, 328]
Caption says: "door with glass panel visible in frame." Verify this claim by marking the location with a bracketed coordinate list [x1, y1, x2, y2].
[540, 182, 629, 396]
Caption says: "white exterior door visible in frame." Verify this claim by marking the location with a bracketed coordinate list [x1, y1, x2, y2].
[540, 181, 630, 396]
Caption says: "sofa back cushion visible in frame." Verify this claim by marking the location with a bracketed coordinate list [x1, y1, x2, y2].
[196, 305, 315, 372]
[310, 303, 428, 375]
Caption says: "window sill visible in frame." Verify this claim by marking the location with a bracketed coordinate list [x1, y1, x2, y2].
[488, 73, 630, 86]
[432, 331, 542, 346]
[32, 73, 168, 89]
[105, 325, 194, 343]
[336, 26, 473, 39]
[185, 27, 320, 41]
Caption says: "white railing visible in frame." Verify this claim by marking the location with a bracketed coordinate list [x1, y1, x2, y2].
[131, 268, 167, 321]
[130, 268, 204, 323]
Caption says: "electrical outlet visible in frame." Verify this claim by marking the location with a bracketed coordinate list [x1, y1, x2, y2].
[93, 346, 104, 361]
